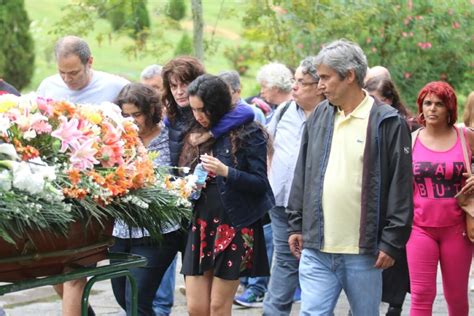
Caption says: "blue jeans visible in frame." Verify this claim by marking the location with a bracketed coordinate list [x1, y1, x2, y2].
[240, 222, 273, 295]
[299, 248, 382, 316]
[152, 255, 177, 316]
[110, 231, 181, 316]
[263, 206, 300, 316]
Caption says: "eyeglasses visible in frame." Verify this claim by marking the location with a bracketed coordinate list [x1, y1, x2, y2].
[291, 79, 319, 87]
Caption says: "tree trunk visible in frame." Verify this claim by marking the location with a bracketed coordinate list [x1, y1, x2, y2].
[191, 0, 204, 61]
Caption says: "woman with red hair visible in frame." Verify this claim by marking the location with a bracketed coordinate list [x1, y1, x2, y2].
[407, 81, 473, 315]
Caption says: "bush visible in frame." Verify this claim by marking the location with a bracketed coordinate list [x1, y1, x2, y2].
[104, 0, 150, 40]
[0, 0, 35, 91]
[167, 0, 186, 21]
[224, 45, 256, 75]
[174, 33, 193, 56]
[242, 0, 473, 108]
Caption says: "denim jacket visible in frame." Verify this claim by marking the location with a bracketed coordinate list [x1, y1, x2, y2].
[211, 122, 275, 228]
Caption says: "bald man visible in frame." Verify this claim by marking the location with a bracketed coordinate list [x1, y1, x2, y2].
[364, 65, 391, 84]
[37, 35, 128, 316]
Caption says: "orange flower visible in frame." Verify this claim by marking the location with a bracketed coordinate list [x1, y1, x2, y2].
[103, 166, 132, 197]
[13, 139, 40, 160]
[53, 101, 76, 117]
[67, 168, 82, 185]
[63, 186, 88, 199]
[88, 171, 106, 185]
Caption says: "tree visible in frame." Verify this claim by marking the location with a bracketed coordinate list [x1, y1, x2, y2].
[104, 0, 150, 41]
[0, 0, 35, 91]
[242, 0, 473, 108]
[174, 33, 193, 56]
[166, 0, 186, 21]
[53, 0, 154, 58]
[192, 0, 204, 60]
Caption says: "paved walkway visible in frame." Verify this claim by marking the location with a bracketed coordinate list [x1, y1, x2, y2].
[0, 259, 473, 315]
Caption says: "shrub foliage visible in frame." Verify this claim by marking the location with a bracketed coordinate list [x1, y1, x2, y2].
[242, 0, 473, 108]
[0, 0, 35, 91]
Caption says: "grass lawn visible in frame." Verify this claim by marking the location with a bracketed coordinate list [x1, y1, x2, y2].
[24, 0, 262, 97]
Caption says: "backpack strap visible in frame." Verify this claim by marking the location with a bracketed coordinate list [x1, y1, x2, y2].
[276, 100, 292, 124]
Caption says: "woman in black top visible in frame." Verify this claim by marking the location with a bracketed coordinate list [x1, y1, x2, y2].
[181, 74, 274, 315]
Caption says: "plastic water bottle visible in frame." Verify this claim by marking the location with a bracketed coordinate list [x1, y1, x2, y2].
[190, 163, 208, 200]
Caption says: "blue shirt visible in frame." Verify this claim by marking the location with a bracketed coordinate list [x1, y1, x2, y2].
[267, 101, 307, 207]
[237, 99, 266, 124]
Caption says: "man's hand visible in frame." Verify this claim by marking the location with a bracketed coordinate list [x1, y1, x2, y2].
[288, 234, 303, 259]
[189, 131, 212, 146]
[374, 250, 395, 269]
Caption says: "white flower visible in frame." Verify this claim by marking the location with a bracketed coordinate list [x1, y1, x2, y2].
[29, 157, 56, 181]
[0, 143, 19, 160]
[11, 161, 45, 194]
[0, 116, 11, 135]
[0, 170, 12, 191]
[23, 129, 37, 140]
[182, 167, 190, 174]
[100, 102, 126, 131]
[16, 92, 38, 111]
[185, 175, 198, 191]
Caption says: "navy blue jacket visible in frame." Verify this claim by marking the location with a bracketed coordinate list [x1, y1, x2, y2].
[212, 122, 275, 228]
[165, 104, 255, 168]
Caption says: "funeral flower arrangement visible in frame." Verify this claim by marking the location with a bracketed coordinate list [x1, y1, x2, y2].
[0, 94, 192, 244]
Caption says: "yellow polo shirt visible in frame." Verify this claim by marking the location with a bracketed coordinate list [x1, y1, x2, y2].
[321, 93, 374, 254]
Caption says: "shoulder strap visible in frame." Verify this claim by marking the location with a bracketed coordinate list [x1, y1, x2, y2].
[466, 127, 474, 158]
[457, 126, 472, 175]
[276, 100, 292, 124]
[411, 128, 422, 149]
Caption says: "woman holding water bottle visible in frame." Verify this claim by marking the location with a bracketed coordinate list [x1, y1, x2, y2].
[180, 74, 275, 316]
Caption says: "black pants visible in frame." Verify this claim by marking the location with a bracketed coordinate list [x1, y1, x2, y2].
[110, 230, 186, 316]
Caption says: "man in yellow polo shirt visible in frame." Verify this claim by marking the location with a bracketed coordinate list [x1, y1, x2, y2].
[287, 39, 413, 316]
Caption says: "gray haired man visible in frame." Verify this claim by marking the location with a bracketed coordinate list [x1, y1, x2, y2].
[287, 40, 413, 315]
[140, 64, 163, 93]
[218, 70, 266, 125]
[263, 57, 325, 315]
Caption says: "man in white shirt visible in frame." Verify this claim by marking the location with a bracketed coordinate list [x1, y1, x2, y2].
[37, 35, 128, 316]
[263, 56, 325, 315]
[37, 35, 128, 104]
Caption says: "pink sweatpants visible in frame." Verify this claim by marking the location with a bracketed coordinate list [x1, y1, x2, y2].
[406, 223, 472, 316]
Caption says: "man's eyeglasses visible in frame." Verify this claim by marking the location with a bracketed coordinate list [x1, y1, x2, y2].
[291, 79, 319, 87]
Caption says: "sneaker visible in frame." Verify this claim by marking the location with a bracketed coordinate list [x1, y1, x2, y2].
[233, 289, 264, 308]
[178, 285, 186, 296]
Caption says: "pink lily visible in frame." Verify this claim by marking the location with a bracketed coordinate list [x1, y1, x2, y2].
[69, 138, 100, 170]
[99, 143, 125, 167]
[51, 117, 86, 152]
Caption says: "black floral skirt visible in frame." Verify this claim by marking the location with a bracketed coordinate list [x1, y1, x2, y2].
[181, 182, 269, 280]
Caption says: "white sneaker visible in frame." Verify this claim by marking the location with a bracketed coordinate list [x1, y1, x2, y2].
[179, 285, 186, 296]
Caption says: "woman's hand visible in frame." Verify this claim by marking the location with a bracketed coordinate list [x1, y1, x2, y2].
[460, 172, 474, 195]
[189, 131, 212, 146]
[200, 154, 228, 177]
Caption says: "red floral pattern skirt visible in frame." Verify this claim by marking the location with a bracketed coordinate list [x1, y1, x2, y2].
[181, 182, 269, 280]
